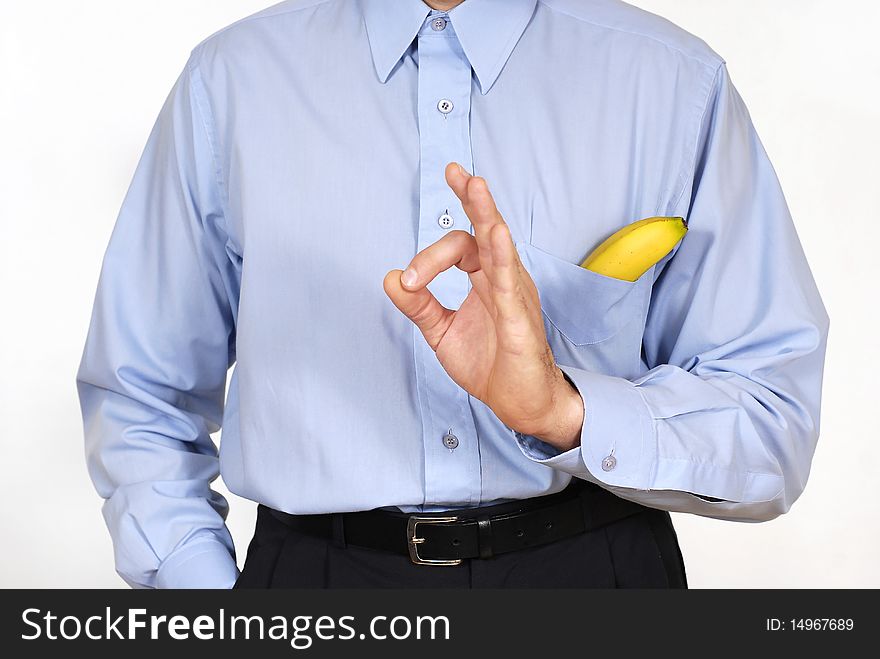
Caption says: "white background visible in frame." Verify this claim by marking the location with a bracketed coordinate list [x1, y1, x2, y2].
[1, 0, 877, 588]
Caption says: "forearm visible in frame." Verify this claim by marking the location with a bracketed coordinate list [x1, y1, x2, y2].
[513, 343, 827, 523]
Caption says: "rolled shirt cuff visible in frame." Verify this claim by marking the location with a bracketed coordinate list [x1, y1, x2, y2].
[155, 537, 240, 589]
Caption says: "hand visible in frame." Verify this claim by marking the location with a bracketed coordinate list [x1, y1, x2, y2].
[383, 163, 584, 451]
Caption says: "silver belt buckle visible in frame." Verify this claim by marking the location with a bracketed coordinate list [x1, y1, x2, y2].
[406, 515, 462, 566]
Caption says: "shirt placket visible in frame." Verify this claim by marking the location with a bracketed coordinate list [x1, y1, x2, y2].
[413, 13, 481, 509]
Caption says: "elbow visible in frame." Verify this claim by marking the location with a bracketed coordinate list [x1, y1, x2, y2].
[758, 406, 821, 522]
[725, 461, 811, 524]
[743, 363, 824, 523]
[742, 487, 799, 524]
[698, 487, 789, 524]
[744, 436, 815, 524]
[743, 492, 789, 523]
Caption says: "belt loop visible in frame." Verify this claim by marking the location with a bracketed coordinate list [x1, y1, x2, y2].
[331, 513, 347, 549]
[476, 515, 493, 558]
[578, 480, 596, 531]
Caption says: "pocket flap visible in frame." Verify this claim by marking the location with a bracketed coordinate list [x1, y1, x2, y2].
[515, 240, 654, 345]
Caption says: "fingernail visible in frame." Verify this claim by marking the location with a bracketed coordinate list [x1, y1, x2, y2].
[401, 267, 417, 286]
[457, 163, 470, 177]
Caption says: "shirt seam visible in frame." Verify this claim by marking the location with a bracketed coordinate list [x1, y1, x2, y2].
[537, 0, 721, 71]
[535, 0, 724, 224]
[192, 0, 334, 51]
[667, 60, 725, 216]
[186, 48, 236, 253]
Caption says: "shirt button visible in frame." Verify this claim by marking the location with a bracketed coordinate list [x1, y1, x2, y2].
[438, 212, 454, 229]
[437, 99, 454, 114]
[601, 455, 617, 472]
[431, 17, 447, 31]
[443, 432, 459, 450]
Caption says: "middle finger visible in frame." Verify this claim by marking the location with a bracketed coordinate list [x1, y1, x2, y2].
[445, 162, 506, 255]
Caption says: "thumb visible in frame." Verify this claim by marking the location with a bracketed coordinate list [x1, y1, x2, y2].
[383, 269, 454, 350]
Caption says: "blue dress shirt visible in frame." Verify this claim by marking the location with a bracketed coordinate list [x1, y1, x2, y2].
[76, 0, 830, 589]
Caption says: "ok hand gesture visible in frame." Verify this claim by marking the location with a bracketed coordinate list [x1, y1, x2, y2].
[383, 163, 583, 451]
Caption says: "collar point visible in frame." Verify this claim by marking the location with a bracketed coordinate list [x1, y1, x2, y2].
[372, 61, 394, 85]
[474, 70, 498, 96]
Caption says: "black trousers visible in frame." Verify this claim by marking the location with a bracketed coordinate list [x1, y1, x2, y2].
[233, 487, 688, 589]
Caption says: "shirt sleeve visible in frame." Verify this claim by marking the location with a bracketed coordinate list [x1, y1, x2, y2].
[75, 47, 241, 588]
[512, 62, 830, 523]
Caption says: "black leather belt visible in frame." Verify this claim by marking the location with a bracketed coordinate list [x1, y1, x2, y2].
[265, 479, 649, 566]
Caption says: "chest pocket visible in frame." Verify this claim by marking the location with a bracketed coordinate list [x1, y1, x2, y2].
[514, 240, 655, 379]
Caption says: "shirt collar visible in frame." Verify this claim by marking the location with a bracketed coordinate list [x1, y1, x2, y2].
[358, 0, 538, 95]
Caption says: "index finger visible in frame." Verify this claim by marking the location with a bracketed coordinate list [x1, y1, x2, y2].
[401, 230, 480, 290]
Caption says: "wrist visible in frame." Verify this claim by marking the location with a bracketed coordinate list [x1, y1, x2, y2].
[529, 368, 584, 452]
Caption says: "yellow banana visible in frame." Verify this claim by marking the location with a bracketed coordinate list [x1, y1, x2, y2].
[580, 216, 688, 281]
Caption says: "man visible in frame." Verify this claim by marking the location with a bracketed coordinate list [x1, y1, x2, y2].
[76, 0, 829, 589]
